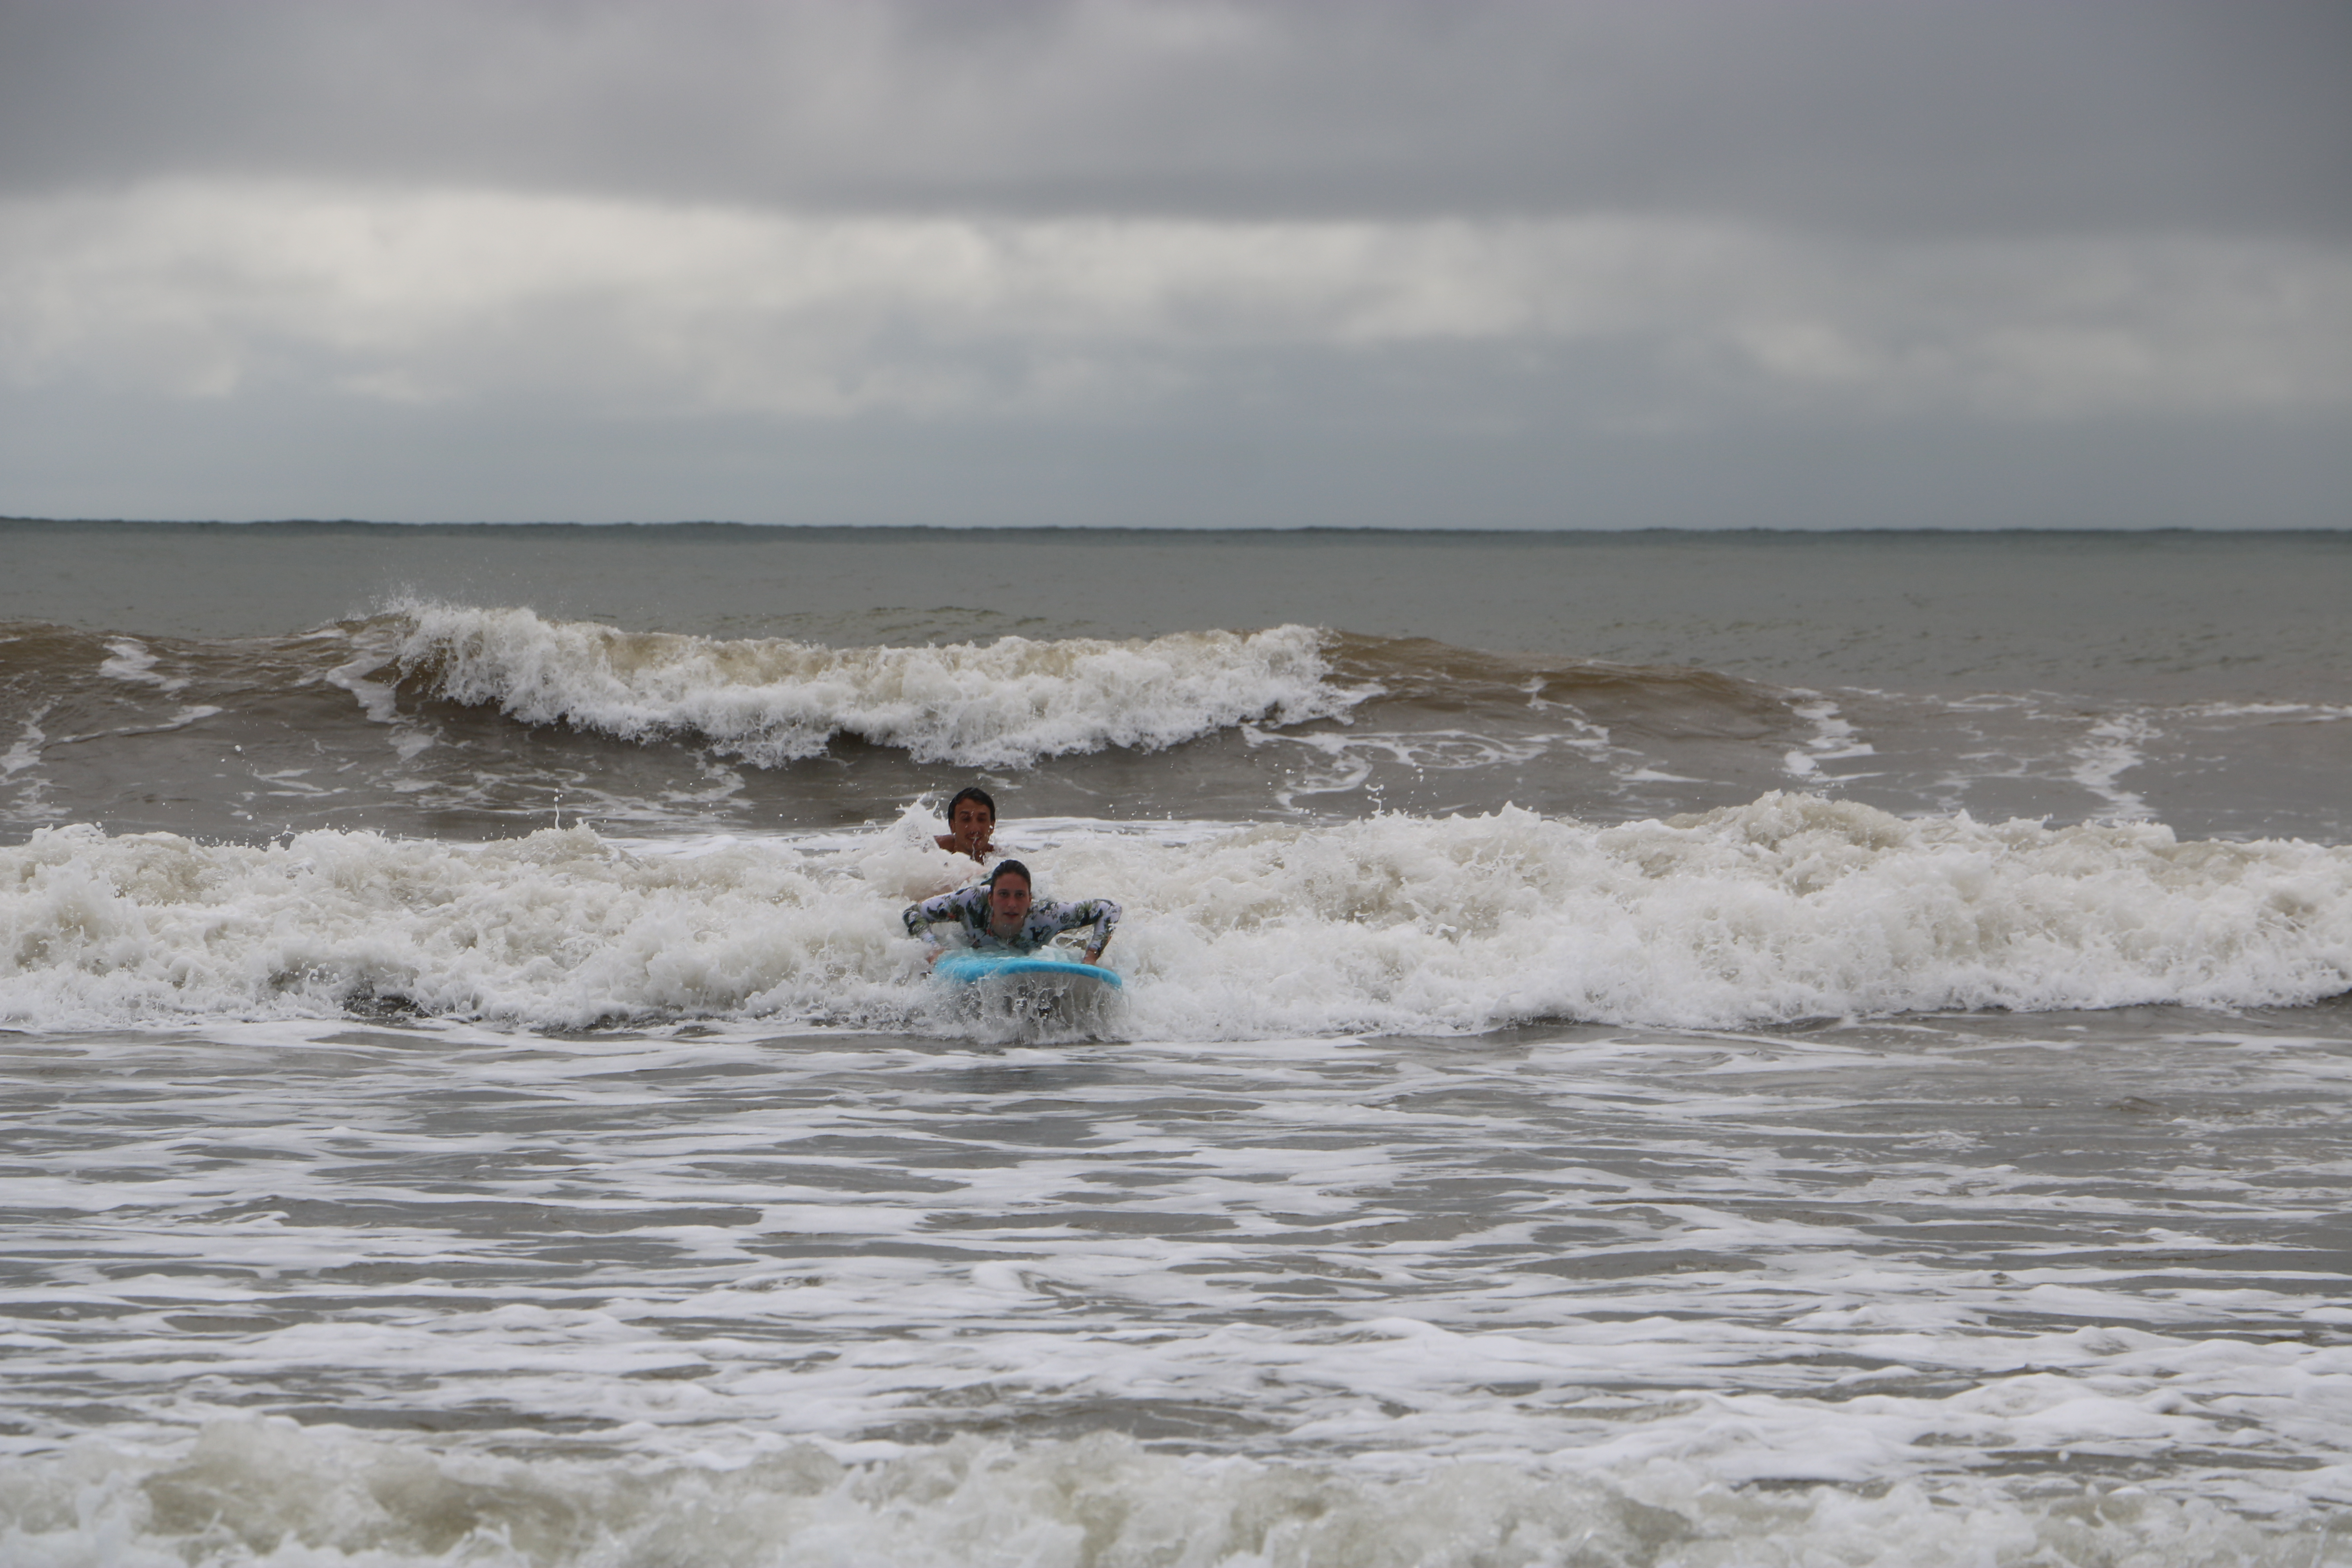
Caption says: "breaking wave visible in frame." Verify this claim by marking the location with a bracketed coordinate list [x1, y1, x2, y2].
[2, 1419, 2336, 1568]
[383, 604, 1359, 767]
[4, 795, 2345, 1036]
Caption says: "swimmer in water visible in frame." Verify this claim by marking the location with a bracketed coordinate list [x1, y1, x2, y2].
[934, 786, 998, 864]
[903, 859, 1120, 968]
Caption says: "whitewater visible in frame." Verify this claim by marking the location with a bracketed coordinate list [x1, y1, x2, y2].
[5, 800, 2348, 1036]
[2, 522, 2348, 1566]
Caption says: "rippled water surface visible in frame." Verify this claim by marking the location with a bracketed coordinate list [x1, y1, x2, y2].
[8, 1010, 2348, 1506]
[2, 524, 2347, 1564]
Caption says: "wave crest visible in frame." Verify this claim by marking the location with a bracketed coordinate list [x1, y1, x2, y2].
[384, 604, 1354, 767]
[4, 796, 2346, 1034]
[4, 1419, 2330, 1568]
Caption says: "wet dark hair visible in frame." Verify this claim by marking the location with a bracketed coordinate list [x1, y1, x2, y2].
[986, 859, 1031, 891]
[945, 786, 996, 822]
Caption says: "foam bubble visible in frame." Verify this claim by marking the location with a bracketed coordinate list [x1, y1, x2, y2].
[4, 795, 2347, 1035]
[379, 604, 1359, 768]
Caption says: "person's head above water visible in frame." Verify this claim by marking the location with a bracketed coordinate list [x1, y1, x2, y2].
[936, 787, 997, 860]
[984, 859, 1032, 933]
[900, 855, 1116, 967]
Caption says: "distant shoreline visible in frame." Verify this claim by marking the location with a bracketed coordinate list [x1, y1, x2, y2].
[6, 515, 2345, 538]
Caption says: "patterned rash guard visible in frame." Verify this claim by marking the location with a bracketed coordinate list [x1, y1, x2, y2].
[902, 885, 1122, 955]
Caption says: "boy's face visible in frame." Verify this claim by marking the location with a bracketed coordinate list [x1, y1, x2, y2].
[950, 800, 994, 844]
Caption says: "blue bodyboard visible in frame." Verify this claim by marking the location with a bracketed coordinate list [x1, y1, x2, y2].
[933, 950, 1123, 991]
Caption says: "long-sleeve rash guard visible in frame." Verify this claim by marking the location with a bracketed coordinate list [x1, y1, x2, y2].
[902, 885, 1121, 955]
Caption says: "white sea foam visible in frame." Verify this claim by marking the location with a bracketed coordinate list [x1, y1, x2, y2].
[0, 711, 62, 827]
[96, 637, 187, 692]
[323, 647, 430, 762]
[2070, 713, 2158, 821]
[0, 715, 40, 782]
[0, 823, 912, 1032]
[0, 1421, 2341, 1568]
[380, 604, 1358, 768]
[1248, 722, 1579, 811]
[4, 794, 2347, 1034]
[1782, 695, 1878, 782]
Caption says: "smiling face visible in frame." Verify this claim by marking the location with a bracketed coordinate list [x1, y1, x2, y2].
[948, 797, 995, 853]
[986, 869, 1031, 936]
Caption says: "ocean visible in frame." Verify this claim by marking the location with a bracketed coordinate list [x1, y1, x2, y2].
[2, 520, 2348, 1566]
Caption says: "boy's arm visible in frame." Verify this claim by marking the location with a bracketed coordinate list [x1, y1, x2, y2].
[903, 888, 966, 941]
[1063, 898, 1121, 965]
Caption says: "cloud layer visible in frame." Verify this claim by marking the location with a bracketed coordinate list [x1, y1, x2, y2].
[2, 1, 2347, 526]
[8, 1, 2348, 234]
[9, 181, 2348, 424]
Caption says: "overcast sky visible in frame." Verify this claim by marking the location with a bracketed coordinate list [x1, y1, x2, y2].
[3, 0, 2347, 528]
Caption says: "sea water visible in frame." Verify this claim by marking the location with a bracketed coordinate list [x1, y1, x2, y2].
[2, 522, 2348, 1565]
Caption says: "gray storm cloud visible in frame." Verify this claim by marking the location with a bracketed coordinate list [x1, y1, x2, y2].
[5, 0, 2348, 233]
[0, 0, 2347, 526]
